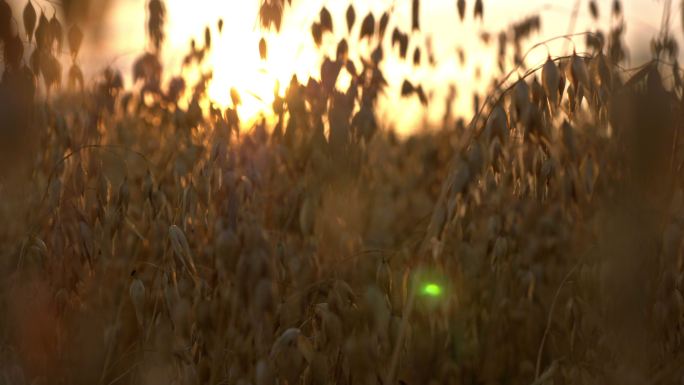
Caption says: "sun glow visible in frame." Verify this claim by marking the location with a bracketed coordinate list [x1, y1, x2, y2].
[164, 0, 322, 124]
[149, 0, 478, 132]
[203, 25, 279, 121]
[96, 0, 669, 134]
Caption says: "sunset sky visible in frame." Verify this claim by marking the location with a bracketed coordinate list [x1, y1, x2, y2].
[10, 0, 679, 132]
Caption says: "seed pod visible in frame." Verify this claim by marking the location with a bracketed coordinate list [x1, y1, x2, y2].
[311, 22, 322, 46]
[594, 53, 612, 88]
[360, 12, 375, 40]
[0, 1, 10, 41]
[168, 225, 198, 276]
[412, 0, 420, 31]
[217, 18, 223, 33]
[336, 38, 349, 61]
[558, 62, 566, 99]
[467, 142, 484, 174]
[474, 0, 483, 20]
[68, 24, 84, 59]
[562, 120, 577, 157]
[259, 37, 267, 59]
[35, 12, 50, 50]
[570, 53, 590, 92]
[415, 85, 427, 105]
[398, 32, 409, 58]
[378, 12, 389, 38]
[542, 56, 560, 108]
[328, 280, 356, 316]
[50, 14, 63, 50]
[345, 59, 357, 77]
[346, 5, 356, 32]
[21, 234, 46, 268]
[613, 0, 621, 17]
[319, 7, 332, 33]
[230, 87, 241, 106]
[589, 0, 598, 20]
[457, 0, 466, 21]
[129, 272, 146, 328]
[391, 28, 401, 48]
[320, 57, 342, 93]
[40, 52, 61, 89]
[204, 26, 211, 49]
[30, 235, 48, 257]
[271, 328, 306, 384]
[315, 304, 343, 349]
[513, 78, 530, 121]
[413, 47, 421, 65]
[371, 44, 383, 64]
[401, 79, 414, 96]
[484, 104, 509, 141]
[23, 0, 37, 43]
[513, 78, 530, 103]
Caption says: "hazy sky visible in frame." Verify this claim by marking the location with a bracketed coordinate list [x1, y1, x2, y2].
[10, 0, 680, 132]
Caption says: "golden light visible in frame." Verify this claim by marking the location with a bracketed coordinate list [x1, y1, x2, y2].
[114, 0, 556, 131]
[161, 0, 487, 131]
[87, 0, 668, 134]
[164, 0, 323, 125]
[160, 0, 439, 129]
[204, 22, 278, 121]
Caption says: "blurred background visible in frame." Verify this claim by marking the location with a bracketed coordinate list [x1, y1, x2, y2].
[6, 0, 679, 133]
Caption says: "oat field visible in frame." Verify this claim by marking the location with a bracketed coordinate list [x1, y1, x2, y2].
[1, 0, 684, 384]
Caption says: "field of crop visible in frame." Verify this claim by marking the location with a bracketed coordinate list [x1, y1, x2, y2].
[1, 0, 684, 384]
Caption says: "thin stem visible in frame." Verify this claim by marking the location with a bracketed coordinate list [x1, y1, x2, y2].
[385, 281, 416, 385]
[534, 263, 579, 380]
[562, 0, 582, 53]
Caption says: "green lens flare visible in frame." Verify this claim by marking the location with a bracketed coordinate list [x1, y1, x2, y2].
[422, 283, 442, 297]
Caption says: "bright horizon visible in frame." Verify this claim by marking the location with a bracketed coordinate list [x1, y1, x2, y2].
[9, 0, 678, 133]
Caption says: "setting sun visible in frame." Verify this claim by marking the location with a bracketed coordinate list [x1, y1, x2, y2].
[77, 0, 674, 133]
[167, 1, 322, 123]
